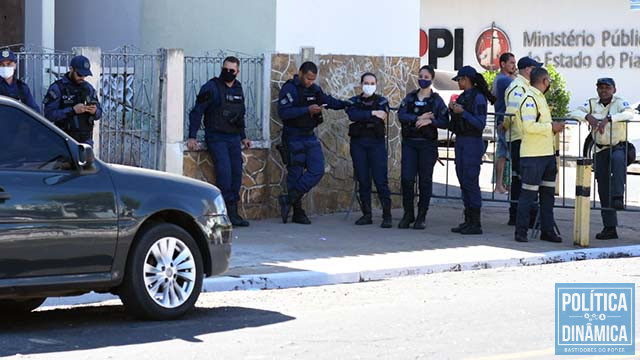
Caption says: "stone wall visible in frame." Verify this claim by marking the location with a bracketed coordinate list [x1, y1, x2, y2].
[184, 53, 420, 219]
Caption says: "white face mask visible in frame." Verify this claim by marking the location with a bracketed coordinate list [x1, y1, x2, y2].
[362, 84, 376, 96]
[0, 66, 14, 79]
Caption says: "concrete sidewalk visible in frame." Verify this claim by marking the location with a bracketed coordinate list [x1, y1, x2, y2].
[43, 199, 640, 307]
[208, 199, 640, 290]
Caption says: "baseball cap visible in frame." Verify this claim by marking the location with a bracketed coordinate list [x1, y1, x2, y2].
[0, 49, 17, 63]
[517, 56, 543, 70]
[451, 65, 478, 81]
[596, 77, 616, 87]
[70, 55, 92, 76]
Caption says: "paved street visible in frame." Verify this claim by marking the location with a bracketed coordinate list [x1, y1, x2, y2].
[3, 258, 639, 360]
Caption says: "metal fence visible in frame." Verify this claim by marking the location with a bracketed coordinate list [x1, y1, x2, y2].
[99, 46, 164, 169]
[184, 51, 265, 142]
[431, 113, 640, 213]
[349, 112, 640, 217]
[12, 45, 73, 114]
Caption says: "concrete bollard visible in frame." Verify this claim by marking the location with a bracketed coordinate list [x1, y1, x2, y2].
[573, 158, 593, 247]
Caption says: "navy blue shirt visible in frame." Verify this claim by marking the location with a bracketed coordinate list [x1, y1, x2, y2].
[43, 74, 102, 125]
[346, 94, 389, 122]
[277, 75, 348, 133]
[0, 77, 40, 113]
[398, 89, 450, 129]
[188, 78, 246, 140]
[456, 88, 488, 131]
[493, 73, 513, 125]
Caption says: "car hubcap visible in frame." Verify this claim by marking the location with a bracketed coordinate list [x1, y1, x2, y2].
[143, 237, 196, 308]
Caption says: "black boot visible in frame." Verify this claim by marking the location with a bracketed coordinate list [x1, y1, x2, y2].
[595, 227, 618, 240]
[292, 200, 311, 225]
[227, 202, 249, 227]
[451, 208, 470, 233]
[380, 199, 392, 229]
[279, 190, 302, 224]
[398, 207, 415, 229]
[413, 207, 427, 230]
[540, 231, 562, 243]
[355, 199, 373, 225]
[460, 208, 482, 235]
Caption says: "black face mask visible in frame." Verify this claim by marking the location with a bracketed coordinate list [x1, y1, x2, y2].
[220, 68, 237, 83]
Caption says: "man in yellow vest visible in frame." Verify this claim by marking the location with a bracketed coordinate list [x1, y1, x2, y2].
[570, 77, 634, 240]
[503, 56, 542, 226]
[514, 67, 565, 243]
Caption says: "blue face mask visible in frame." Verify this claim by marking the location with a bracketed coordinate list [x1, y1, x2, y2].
[418, 79, 432, 89]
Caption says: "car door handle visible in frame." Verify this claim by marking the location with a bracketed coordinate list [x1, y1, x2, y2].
[0, 187, 11, 201]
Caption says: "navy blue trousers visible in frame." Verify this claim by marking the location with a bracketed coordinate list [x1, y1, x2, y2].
[455, 136, 484, 209]
[595, 146, 626, 227]
[351, 136, 391, 206]
[516, 155, 557, 235]
[285, 133, 324, 194]
[401, 138, 438, 209]
[205, 132, 243, 203]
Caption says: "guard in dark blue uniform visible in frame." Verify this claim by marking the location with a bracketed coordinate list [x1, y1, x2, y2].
[188, 56, 252, 227]
[448, 66, 496, 235]
[346, 72, 392, 228]
[277, 61, 348, 224]
[397, 65, 450, 229]
[43, 55, 101, 145]
[0, 49, 40, 112]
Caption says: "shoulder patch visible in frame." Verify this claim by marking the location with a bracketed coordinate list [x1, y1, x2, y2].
[623, 101, 630, 107]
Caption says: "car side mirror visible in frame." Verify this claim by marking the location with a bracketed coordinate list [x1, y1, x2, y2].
[77, 143, 95, 169]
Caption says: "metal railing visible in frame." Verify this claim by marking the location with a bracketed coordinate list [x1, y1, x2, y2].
[12, 45, 74, 114]
[184, 51, 265, 142]
[99, 46, 164, 170]
[349, 111, 640, 214]
[434, 113, 640, 213]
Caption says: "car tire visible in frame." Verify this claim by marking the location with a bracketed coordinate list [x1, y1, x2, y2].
[0, 297, 46, 314]
[119, 223, 204, 320]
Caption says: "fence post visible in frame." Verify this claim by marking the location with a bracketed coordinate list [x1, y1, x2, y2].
[573, 158, 593, 247]
[72, 47, 102, 156]
[159, 48, 184, 175]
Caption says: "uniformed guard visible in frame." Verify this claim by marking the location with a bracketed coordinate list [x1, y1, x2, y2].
[514, 67, 565, 243]
[346, 72, 392, 228]
[503, 56, 543, 226]
[570, 77, 634, 240]
[43, 55, 101, 145]
[0, 48, 40, 112]
[277, 61, 348, 224]
[448, 65, 496, 235]
[397, 65, 450, 229]
[187, 56, 252, 227]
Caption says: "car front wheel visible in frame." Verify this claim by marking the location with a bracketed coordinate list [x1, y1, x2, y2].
[120, 223, 204, 320]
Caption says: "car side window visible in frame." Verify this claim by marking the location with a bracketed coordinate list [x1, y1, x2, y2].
[0, 105, 74, 171]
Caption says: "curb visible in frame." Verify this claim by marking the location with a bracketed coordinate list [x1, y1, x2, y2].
[42, 245, 640, 308]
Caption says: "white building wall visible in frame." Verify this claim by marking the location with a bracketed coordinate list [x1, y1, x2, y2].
[421, 0, 640, 107]
[55, 0, 141, 51]
[275, 0, 420, 57]
[140, 0, 277, 56]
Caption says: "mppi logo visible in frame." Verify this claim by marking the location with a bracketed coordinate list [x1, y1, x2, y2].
[475, 26, 511, 71]
[419, 25, 511, 71]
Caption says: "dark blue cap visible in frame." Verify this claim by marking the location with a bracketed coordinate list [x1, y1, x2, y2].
[517, 56, 543, 70]
[70, 55, 92, 76]
[452, 65, 478, 81]
[596, 77, 616, 87]
[0, 49, 17, 63]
